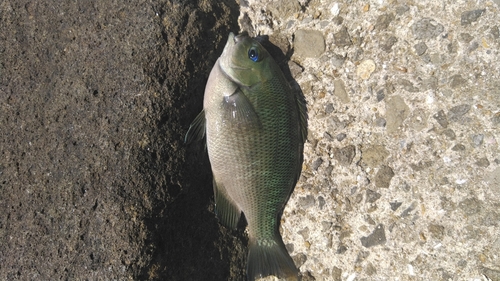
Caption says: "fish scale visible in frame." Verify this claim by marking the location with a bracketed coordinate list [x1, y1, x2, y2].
[186, 32, 307, 281]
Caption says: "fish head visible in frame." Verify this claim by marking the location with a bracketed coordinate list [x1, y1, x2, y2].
[219, 32, 274, 87]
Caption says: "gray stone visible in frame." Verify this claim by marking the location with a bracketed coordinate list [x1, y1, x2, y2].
[448, 104, 471, 122]
[334, 26, 352, 47]
[390, 201, 402, 211]
[333, 145, 356, 166]
[299, 195, 316, 208]
[412, 18, 445, 39]
[360, 224, 387, 247]
[442, 129, 456, 140]
[376, 89, 385, 102]
[476, 157, 490, 167]
[375, 13, 395, 30]
[432, 110, 449, 128]
[381, 36, 398, 52]
[318, 196, 326, 209]
[428, 224, 445, 240]
[422, 77, 438, 90]
[459, 198, 481, 216]
[312, 157, 323, 170]
[332, 267, 342, 281]
[336, 133, 347, 141]
[386, 95, 410, 133]
[294, 29, 326, 58]
[366, 189, 381, 203]
[410, 161, 434, 172]
[362, 145, 389, 168]
[414, 42, 428, 56]
[491, 112, 500, 126]
[452, 144, 466, 151]
[375, 165, 395, 188]
[288, 60, 304, 77]
[396, 5, 410, 15]
[399, 79, 419, 92]
[375, 117, 387, 127]
[334, 79, 350, 103]
[449, 74, 467, 88]
[332, 16, 344, 25]
[459, 33, 474, 43]
[491, 25, 500, 39]
[331, 53, 347, 67]
[471, 134, 484, 147]
[400, 201, 417, 217]
[325, 103, 335, 114]
[461, 9, 486, 26]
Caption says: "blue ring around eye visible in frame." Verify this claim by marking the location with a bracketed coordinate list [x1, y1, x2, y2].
[248, 48, 259, 62]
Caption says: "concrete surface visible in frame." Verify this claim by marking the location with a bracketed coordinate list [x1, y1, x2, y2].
[240, 0, 500, 280]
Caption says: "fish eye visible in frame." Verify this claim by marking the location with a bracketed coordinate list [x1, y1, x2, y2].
[248, 47, 259, 62]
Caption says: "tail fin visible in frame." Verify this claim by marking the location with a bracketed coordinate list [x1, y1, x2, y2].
[247, 235, 300, 281]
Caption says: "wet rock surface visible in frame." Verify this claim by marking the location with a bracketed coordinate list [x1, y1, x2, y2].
[1, 0, 244, 280]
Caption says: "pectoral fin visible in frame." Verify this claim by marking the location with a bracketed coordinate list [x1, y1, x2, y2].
[222, 90, 261, 128]
[184, 110, 206, 143]
[213, 177, 241, 230]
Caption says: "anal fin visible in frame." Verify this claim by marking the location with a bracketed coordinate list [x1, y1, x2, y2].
[213, 177, 241, 230]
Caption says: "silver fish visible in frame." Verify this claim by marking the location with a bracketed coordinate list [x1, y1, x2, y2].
[186, 32, 307, 281]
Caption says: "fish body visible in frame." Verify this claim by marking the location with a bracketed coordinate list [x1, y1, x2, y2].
[186, 33, 307, 281]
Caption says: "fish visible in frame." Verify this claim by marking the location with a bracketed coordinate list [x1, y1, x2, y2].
[185, 32, 307, 281]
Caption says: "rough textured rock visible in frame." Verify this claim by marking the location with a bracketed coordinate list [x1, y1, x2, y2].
[0, 0, 243, 280]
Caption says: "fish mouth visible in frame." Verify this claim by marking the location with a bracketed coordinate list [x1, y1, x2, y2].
[219, 33, 251, 83]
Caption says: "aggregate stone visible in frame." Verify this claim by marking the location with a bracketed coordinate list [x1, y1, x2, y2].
[410, 161, 434, 171]
[449, 74, 467, 88]
[332, 267, 342, 281]
[428, 224, 445, 240]
[459, 32, 474, 43]
[398, 79, 419, 92]
[461, 9, 486, 26]
[432, 110, 449, 128]
[376, 89, 385, 102]
[459, 198, 481, 216]
[396, 5, 410, 15]
[448, 104, 471, 122]
[374, 117, 387, 127]
[294, 29, 326, 58]
[361, 145, 389, 168]
[471, 134, 484, 147]
[333, 26, 352, 47]
[375, 13, 395, 30]
[491, 112, 500, 126]
[332, 145, 356, 166]
[357, 59, 376, 79]
[412, 18, 445, 39]
[288, 61, 304, 77]
[366, 189, 382, 203]
[380, 36, 398, 52]
[360, 224, 387, 248]
[390, 201, 403, 211]
[385, 95, 410, 133]
[299, 195, 316, 208]
[485, 167, 500, 196]
[333, 79, 350, 103]
[491, 25, 500, 39]
[336, 133, 347, 141]
[452, 144, 466, 151]
[475, 157, 490, 167]
[414, 42, 428, 56]
[312, 157, 324, 170]
[400, 201, 417, 217]
[442, 128, 456, 140]
[325, 103, 335, 114]
[331, 53, 347, 67]
[375, 165, 395, 188]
